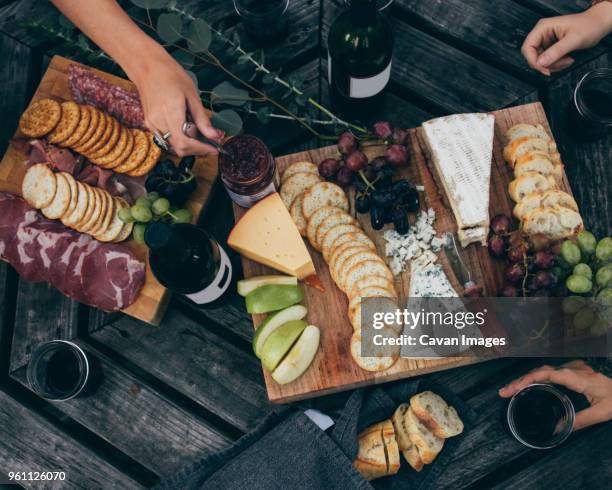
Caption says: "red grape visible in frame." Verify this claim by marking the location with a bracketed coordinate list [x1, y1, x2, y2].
[534, 270, 556, 289]
[345, 151, 368, 172]
[491, 214, 512, 234]
[488, 234, 506, 258]
[336, 166, 355, 186]
[392, 128, 408, 145]
[507, 242, 528, 263]
[373, 121, 393, 140]
[318, 158, 340, 179]
[505, 263, 526, 284]
[385, 144, 409, 166]
[534, 249, 555, 269]
[337, 132, 357, 155]
[499, 284, 518, 297]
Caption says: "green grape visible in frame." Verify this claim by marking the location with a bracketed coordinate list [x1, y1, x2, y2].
[118, 207, 134, 223]
[597, 288, 612, 307]
[133, 223, 146, 244]
[560, 241, 581, 266]
[596, 264, 612, 288]
[173, 208, 192, 224]
[576, 231, 597, 256]
[562, 296, 586, 314]
[131, 205, 153, 223]
[573, 263, 592, 280]
[589, 316, 609, 336]
[136, 196, 152, 209]
[596, 237, 612, 263]
[566, 274, 592, 294]
[573, 307, 596, 330]
[147, 192, 160, 202]
[152, 198, 170, 216]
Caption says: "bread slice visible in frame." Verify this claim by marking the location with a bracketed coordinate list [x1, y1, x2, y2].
[521, 205, 584, 239]
[508, 172, 557, 202]
[514, 151, 558, 181]
[381, 419, 401, 476]
[505, 124, 556, 151]
[503, 136, 551, 166]
[279, 172, 321, 208]
[281, 161, 318, 184]
[410, 391, 464, 439]
[353, 421, 388, 481]
[513, 189, 578, 220]
[405, 407, 444, 464]
[392, 404, 424, 471]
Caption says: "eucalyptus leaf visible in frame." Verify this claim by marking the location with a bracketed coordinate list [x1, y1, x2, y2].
[256, 107, 272, 124]
[157, 13, 183, 43]
[211, 109, 243, 136]
[296, 94, 309, 106]
[187, 18, 211, 52]
[130, 0, 166, 9]
[58, 14, 75, 30]
[186, 70, 198, 89]
[211, 81, 249, 107]
[172, 49, 194, 69]
[76, 34, 90, 51]
[237, 54, 250, 65]
[262, 74, 275, 85]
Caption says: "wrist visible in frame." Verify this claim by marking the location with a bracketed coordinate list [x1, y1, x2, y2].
[589, 2, 612, 31]
[120, 41, 170, 87]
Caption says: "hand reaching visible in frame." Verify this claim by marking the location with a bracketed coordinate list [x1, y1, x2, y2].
[499, 360, 612, 431]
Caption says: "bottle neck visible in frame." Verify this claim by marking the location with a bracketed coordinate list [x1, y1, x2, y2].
[349, 0, 377, 26]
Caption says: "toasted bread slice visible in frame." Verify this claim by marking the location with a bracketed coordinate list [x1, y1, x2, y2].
[382, 419, 401, 476]
[405, 407, 444, 464]
[281, 161, 318, 183]
[522, 205, 583, 239]
[305, 206, 340, 250]
[410, 391, 464, 439]
[513, 189, 578, 220]
[353, 421, 388, 481]
[302, 181, 349, 221]
[280, 171, 322, 208]
[503, 136, 551, 166]
[508, 172, 557, 202]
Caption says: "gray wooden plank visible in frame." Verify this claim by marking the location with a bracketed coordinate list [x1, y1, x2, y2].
[90, 308, 271, 432]
[0, 389, 142, 489]
[322, 2, 535, 113]
[544, 52, 612, 237]
[9, 280, 79, 373]
[11, 342, 231, 477]
[517, 0, 591, 15]
[0, 0, 63, 49]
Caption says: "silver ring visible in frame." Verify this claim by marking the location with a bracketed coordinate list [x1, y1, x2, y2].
[153, 131, 170, 151]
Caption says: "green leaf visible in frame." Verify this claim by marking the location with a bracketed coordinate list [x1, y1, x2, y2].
[130, 0, 166, 9]
[237, 54, 251, 64]
[187, 18, 211, 53]
[58, 14, 75, 30]
[256, 107, 272, 124]
[185, 70, 198, 90]
[157, 13, 183, 44]
[257, 50, 265, 65]
[231, 31, 241, 45]
[262, 73, 275, 85]
[76, 34, 90, 51]
[296, 94, 309, 106]
[288, 102, 298, 114]
[211, 109, 243, 136]
[211, 81, 249, 107]
[172, 49, 194, 69]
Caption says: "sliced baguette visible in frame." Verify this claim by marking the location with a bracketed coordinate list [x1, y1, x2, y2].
[508, 172, 557, 202]
[405, 407, 444, 464]
[505, 124, 556, 150]
[521, 205, 584, 239]
[410, 391, 464, 439]
[353, 421, 388, 481]
[514, 150, 561, 183]
[392, 404, 424, 472]
[503, 136, 551, 167]
[513, 189, 578, 220]
[382, 419, 401, 476]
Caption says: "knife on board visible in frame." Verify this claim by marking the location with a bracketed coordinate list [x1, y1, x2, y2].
[443, 232, 508, 355]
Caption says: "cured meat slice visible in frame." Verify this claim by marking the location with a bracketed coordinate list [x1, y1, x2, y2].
[3, 208, 41, 280]
[53, 234, 99, 305]
[0, 193, 28, 258]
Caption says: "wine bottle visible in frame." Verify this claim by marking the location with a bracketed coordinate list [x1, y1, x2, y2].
[146, 222, 233, 305]
[327, 0, 394, 115]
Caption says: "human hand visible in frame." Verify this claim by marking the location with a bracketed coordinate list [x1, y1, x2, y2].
[499, 360, 612, 431]
[130, 49, 224, 157]
[521, 3, 612, 76]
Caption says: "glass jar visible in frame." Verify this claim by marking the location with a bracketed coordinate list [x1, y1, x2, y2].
[233, 0, 290, 45]
[565, 68, 612, 141]
[219, 134, 278, 208]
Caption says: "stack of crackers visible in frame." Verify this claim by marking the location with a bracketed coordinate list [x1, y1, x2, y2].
[19, 98, 160, 176]
[22, 163, 133, 243]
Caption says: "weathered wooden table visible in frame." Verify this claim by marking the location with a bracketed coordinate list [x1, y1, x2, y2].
[0, 0, 610, 488]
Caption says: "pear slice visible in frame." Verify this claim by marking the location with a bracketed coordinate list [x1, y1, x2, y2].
[260, 320, 307, 372]
[252, 305, 308, 358]
[272, 325, 320, 385]
[237, 275, 298, 296]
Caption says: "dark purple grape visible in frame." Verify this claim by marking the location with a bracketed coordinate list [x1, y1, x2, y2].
[345, 151, 368, 172]
[392, 208, 409, 235]
[385, 144, 409, 166]
[391, 128, 408, 145]
[505, 263, 526, 284]
[362, 164, 376, 182]
[354, 177, 367, 193]
[491, 214, 512, 235]
[337, 132, 358, 155]
[384, 206, 395, 224]
[376, 175, 393, 190]
[534, 249, 555, 270]
[488, 234, 506, 258]
[356, 195, 370, 213]
[498, 285, 518, 297]
[392, 179, 411, 195]
[372, 190, 395, 207]
[336, 166, 355, 186]
[404, 188, 420, 212]
[371, 156, 387, 171]
[534, 270, 556, 289]
[373, 121, 393, 140]
[318, 158, 340, 179]
[532, 288, 551, 297]
[370, 206, 385, 230]
[507, 242, 529, 264]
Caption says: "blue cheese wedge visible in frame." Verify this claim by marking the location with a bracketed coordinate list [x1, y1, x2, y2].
[422, 113, 494, 247]
[409, 263, 458, 298]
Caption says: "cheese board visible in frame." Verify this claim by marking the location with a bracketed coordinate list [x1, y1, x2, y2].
[0, 56, 218, 325]
[233, 102, 577, 403]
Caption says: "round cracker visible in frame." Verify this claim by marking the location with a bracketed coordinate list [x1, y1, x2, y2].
[41, 172, 71, 219]
[61, 172, 79, 214]
[79, 187, 103, 233]
[281, 161, 318, 184]
[349, 276, 397, 302]
[329, 242, 371, 271]
[126, 134, 162, 176]
[93, 126, 130, 167]
[90, 190, 114, 236]
[330, 245, 374, 285]
[289, 193, 307, 236]
[337, 252, 386, 292]
[61, 104, 91, 148]
[320, 223, 363, 259]
[95, 198, 127, 242]
[19, 98, 61, 138]
[315, 210, 357, 248]
[75, 110, 108, 154]
[73, 184, 97, 232]
[350, 330, 399, 372]
[344, 260, 394, 297]
[22, 164, 57, 209]
[61, 181, 89, 227]
[348, 286, 397, 318]
[324, 231, 376, 263]
[105, 127, 134, 169]
[48, 101, 81, 145]
[88, 117, 120, 160]
[280, 172, 322, 209]
[305, 206, 340, 250]
[112, 197, 134, 243]
[302, 181, 349, 221]
[72, 106, 99, 149]
[112, 129, 149, 174]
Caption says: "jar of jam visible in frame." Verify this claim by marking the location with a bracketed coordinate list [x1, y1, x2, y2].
[219, 134, 278, 208]
[565, 68, 612, 142]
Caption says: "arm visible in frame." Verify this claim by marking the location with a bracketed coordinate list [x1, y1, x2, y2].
[521, 1, 612, 76]
[51, 0, 222, 156]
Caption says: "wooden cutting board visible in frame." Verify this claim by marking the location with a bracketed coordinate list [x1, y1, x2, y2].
[234, 102, 576, 403]
[0, 55, 218, 325]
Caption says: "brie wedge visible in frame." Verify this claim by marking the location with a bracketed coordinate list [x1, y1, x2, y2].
[422, 113, 495, 247]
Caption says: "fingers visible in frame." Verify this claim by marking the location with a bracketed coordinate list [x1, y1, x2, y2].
[522, 20, 552, 75]
[574, 403, 612, 431]
[537, 34, 578, 69]
[547, 56, 575, 72]
[499, 364, 587, 398]
[165, 97, 218, 157]
[187, 94, 224, 142]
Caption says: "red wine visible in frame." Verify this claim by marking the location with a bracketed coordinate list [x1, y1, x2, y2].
[565, 68, 612, 141]
[46, 349, 81, 396]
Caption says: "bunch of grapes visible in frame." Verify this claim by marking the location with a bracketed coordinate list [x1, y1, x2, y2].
[118, 192, 193, 244]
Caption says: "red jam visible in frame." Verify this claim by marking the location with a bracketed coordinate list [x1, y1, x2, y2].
[219, 135, 277, 208]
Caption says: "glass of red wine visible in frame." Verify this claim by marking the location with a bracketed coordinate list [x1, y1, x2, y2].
[233, 0, 290, 45]
[27, 341, 93, 401]
[565, 68, 612, 141]
[507, 383, 575, 449]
